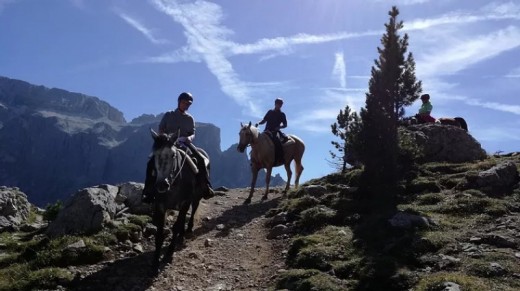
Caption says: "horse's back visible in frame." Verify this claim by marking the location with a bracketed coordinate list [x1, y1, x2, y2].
[287, 134, 305, 151]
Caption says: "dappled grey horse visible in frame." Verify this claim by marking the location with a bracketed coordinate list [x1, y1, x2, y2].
[150, 129, 207, 273]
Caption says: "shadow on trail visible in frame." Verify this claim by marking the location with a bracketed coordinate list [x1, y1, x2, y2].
[70, 251, 156, 291]
[191, 189, 283, 239]
[70, 189, 283, 290]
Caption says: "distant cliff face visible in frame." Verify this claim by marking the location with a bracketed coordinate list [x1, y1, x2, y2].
[0, 76, 283, 206]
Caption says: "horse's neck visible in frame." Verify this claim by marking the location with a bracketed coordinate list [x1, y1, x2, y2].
[250, 133, 273, 156]
[249, 127, 260, 144]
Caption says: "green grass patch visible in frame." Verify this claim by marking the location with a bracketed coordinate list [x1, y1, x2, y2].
[407, 177, 440, 193]
[414, 272, 490, 291]
[127, 215, 151, 228]
[434, 195, 508, 217]
[297, 206, 337, 230]
[276, 269, 351, 291]
[287, 226, 353, 271]
[281, 195, 321, 217]
[0, 263, 73, 291]
[32, 236, 105, 267]
[416, 193, 444, 205]
[114, 222, 142, 242]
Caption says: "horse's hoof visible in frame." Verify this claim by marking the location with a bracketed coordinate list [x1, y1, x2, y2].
[243, 198, 251, 205]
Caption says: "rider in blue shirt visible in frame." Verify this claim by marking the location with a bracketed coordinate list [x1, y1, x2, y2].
[257, 98, 288, 143]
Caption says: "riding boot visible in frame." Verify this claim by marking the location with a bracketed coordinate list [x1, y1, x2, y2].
[142, 158, 156, 203]
[198, 161, 215, 200]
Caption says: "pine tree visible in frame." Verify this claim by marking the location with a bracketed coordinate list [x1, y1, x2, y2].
[359, 6, 422, 187]
[330, 105, 362, 173]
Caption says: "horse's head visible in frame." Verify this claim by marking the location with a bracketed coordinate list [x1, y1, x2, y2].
[151, 129, 180, 193]
[237, 122, 257, 153]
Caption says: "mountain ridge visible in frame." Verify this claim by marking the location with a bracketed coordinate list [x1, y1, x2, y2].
[0, 76, 284, 206]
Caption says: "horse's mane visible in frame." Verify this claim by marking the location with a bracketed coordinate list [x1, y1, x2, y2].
[152, 133, 174, 151]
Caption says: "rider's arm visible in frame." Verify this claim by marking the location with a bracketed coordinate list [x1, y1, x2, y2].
[258, 111, 270, 125]
[158, 112, 170, 134]
[280, 112, 287, 129]
[185, 116, 196, 143]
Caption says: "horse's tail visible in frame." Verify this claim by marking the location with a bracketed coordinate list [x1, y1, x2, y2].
[454, 117, 468, 132]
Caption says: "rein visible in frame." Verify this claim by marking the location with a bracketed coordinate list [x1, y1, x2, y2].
[169, 146, 189, 184]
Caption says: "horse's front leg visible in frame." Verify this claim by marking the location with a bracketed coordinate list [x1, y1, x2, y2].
[164, 202, 190, 263]
[262, 167, 272, 200]
[245, 166, 260, 204]
[153, 209, 165, 273]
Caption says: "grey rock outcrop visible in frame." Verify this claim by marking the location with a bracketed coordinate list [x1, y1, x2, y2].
[466, 161, 520, 196]
[117, 182, 151, 215]
[0, 186, 32, 231]
[400, 123, 487, 163]
[46, 185, 119, 238]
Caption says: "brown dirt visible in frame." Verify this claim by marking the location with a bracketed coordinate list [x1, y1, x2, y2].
[72, 187, 288, 291]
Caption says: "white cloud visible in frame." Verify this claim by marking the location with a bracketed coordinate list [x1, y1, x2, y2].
[406, 2, 520, 31]
[418, 26, 520, 77]
[231, 31, 380, 56]
[371, 0, 431, 6]
[117, 11, 169, 44]
[332, 52, 346, 88]
[473, 126, 520, 142]
[291, 89, 365, 133]
[147, 0, 519, 133]
[148, 0, 382, 119]
[466, 99, 520, 115]
[505, 67, 520, 78]
[151, 0, 264, 116]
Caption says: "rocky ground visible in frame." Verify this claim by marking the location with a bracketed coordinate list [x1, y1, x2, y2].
[71, 187, 288, 291]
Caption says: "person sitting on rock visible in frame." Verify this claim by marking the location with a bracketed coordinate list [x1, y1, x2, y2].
[415, 94, 436, 123]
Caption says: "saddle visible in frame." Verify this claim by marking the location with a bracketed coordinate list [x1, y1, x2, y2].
[265, 131, 292, 166]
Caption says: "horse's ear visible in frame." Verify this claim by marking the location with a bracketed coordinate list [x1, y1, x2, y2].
[240, 122, 243, 127]
[150, 128, 159, 139]
[248, 121, 251, 128]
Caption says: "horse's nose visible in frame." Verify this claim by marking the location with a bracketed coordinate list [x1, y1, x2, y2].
[237, 144, 244, 153]
[156, 180, 170, 193]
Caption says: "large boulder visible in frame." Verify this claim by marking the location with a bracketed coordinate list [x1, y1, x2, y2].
[400, 123, 486, 163]
[46, 184, 118, 238]
[0, 186, 32, 231]
[117, 182, 151, 215]
[466, 161, 519, 196]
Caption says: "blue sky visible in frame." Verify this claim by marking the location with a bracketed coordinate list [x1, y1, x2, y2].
[1, 0, 519, 184]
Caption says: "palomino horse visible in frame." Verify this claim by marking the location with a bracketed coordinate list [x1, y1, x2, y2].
[150, 129, 207, 273]
[237, 122, 305, 204]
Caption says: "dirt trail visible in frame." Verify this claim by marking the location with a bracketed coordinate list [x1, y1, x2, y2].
[74, 188, 287, 291]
